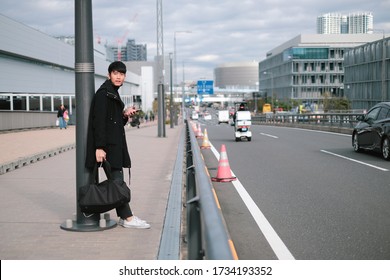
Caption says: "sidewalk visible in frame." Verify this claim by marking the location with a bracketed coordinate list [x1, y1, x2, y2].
[0, 122, 183, 260]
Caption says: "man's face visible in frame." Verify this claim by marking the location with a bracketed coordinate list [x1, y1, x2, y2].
[108, 70, 126, 87]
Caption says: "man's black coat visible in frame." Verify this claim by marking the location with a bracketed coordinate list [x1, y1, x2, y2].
[85, 79, 131, 170]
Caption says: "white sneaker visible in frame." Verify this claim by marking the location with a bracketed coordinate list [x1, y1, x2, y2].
[118, 217, 147, 226]
[119, 216, 151, 229]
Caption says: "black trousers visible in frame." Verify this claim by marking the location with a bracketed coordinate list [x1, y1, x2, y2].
[111, 168, 133, 219]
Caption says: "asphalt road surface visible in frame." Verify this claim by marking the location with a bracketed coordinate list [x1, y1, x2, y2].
[198, 117, 390, 260]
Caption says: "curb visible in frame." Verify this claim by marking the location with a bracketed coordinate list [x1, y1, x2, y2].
[0, 144, 76, 175]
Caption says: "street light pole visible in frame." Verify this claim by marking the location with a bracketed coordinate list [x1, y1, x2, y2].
[169, 53, 174, 128]
[174, 31, 191, 123]
[181, 61, 186, 123]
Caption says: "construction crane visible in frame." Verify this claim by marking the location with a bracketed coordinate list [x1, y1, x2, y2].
[116, 13, 138, 61]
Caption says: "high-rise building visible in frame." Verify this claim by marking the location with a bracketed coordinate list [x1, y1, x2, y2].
[107, 39, 147, 62]
[317, 13, 343, 34]
[125, 39, 147, 61]
[317, 12, 373, 34]
[348, 12, 373, 34]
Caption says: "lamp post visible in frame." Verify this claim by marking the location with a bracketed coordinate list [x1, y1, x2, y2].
[181, 61, 186, 123]
[264, 71, 274, 111]
[169, 53, 174, 128]
[174, 31, 191, 122]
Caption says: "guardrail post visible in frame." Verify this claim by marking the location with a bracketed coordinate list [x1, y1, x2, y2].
[186, 194, 202, 259]
[184, 122, 203, 259]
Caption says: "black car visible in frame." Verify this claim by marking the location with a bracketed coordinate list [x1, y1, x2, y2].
[352, 102, 390, 160]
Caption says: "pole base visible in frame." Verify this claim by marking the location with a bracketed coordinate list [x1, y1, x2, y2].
[60, 219, 117, 232]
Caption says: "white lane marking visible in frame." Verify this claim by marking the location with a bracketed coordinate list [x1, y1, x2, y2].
[320, 150, 389, 171]
[210, 145, 295, 260]
[260, 133, 279, 139]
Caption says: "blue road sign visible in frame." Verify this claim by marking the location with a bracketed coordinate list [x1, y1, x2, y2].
[197, 80, 214, 95]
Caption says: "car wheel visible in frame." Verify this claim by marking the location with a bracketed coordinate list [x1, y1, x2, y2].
[247, 137, 252, 142]
[382, 137, 390, 160]
[352, 133, 361, 152]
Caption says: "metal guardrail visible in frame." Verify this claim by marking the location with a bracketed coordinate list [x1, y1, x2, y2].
[185, 119, 234, 260]
[252, 113, 363, 127]
[251, 113, 364, 134]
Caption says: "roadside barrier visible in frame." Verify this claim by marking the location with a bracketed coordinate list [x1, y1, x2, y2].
[185, 119, 234, 260]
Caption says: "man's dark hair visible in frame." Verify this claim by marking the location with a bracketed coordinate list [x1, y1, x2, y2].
[108, 61, 127, 74]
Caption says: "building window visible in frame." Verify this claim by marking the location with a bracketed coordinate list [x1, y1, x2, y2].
[29, 95, 40, 111]
[0, 95, 11, 110]
[42, 96, 52, 111]
[13, 95, 27, 110]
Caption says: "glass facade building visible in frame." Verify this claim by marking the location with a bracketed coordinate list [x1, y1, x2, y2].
[259, 34, 385, 108]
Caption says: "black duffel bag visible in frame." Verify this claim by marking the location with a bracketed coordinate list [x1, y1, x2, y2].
[78, 161, 131, 214]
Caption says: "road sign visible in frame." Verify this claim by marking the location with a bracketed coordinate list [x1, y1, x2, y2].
[197, 80, 214, 95]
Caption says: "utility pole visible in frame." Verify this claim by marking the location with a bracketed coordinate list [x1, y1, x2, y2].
[61, 0, 116, 232]
[156, 0, 166, 137]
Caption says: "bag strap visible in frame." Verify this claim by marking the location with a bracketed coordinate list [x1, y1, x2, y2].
[101, 160, 112, 180]
[98, 160, 131, 186]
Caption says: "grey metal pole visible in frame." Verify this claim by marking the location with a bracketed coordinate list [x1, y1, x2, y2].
[158, 83, 166, 137]
[169, 53, 174, 128]
[182, 62, 185, 123]
[61, 0, 116, 232]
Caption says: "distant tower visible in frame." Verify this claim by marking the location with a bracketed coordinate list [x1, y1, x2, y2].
[348, 12, 373, 34]
[317, 13, 342, 34]
[317, 11, 373, 34]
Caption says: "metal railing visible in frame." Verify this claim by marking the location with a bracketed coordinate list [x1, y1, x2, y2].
[185, 119, 234, 260]
[252, 112, 364, 134]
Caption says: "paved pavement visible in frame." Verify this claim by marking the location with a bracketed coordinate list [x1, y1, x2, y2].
[0, 121, 183, 260]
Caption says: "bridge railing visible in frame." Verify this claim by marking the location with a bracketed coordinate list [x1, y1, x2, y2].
[185, 119, 234, 260]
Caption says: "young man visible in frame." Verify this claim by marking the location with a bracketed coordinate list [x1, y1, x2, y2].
[86, 61, 150, 229]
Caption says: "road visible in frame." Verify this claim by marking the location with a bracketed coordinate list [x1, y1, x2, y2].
[197, 115, 390, 260]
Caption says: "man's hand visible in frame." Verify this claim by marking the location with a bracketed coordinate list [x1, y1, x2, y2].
[123, 107, 137, 117]
[95, 149, 106, 162]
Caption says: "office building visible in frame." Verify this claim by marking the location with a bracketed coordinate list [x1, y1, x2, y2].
[259, 34, 384, 108]
[214, 61, 258, 89]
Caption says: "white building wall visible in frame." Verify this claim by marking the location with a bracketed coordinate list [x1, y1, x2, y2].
[0, 14, 140, 101]
[141, 66, 154, 113]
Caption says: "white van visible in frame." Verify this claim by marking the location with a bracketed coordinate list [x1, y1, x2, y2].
[218, 110, 229, 124]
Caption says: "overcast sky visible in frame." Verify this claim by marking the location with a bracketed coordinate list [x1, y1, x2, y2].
[2, 0, 389, 82]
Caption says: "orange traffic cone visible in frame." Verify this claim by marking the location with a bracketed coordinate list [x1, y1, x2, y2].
[191, 121, 197, 132]
[201, 128, 211, 149]
[211, 144, 236, 182]
[196, 123, 203, 138]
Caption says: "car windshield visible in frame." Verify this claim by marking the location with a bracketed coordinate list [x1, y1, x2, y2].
[366, 107, 381, 122]
[377, 107, 390, 121]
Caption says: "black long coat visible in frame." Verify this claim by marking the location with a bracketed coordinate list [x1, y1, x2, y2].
[85, 80, 131, 170]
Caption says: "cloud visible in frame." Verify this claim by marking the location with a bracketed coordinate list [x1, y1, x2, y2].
[1, 0, 389, 81]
